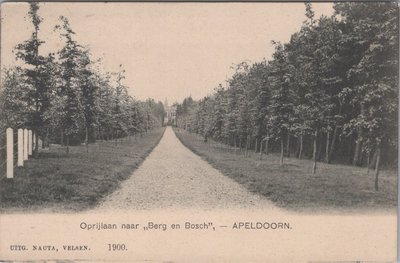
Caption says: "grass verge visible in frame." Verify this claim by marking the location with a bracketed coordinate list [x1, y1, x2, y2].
[173, 128, 397, 213]
[0, 127, 166, 213]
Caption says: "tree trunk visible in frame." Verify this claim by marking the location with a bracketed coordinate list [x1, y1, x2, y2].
[32, 132, 38, 158]
[374, 147, 381, 191]
[245, 136, 249, 157]
[93, 128, 97, 143]
[312, 130, 318, 174]
[328, 102, 342, 163]
[353, 104, 364, 166]
[66, 135, 70, 154]
[259, 138, 264, 160]
[286, 133, 291, 157]
[295, 137, 300, 158]
[61, 130, 64, 146]
[367, 151, 370, 174]
[316, 133, 324, 161]
[85, 126, 89, 153]
[370, 149, 378, 168]
[265, 136, 269, 155]
[280, 137, 284, 166]
[325, 131, 330, 163]
[328, 125, 339, 164]
[298, 135, 303, 160]
[45, 128, 49, 148]
[353, 136, 363, 166]
[255, 138, 258, 153]
[234, 134, 237, 154]
[34, 132, 38, 152]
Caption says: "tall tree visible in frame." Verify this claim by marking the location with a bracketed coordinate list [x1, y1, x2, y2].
[78, 49, 98, 150]
[268, 42, 293, 166]
[55, 16, 85, 153]
[14, 2, 52, 155]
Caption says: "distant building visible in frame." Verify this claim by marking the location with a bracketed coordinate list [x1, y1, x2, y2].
[164, 99, 177, 126]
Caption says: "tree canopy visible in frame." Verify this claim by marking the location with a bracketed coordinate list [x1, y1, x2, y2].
[175, 2, 398, 188]
[1, 3, 165, 151]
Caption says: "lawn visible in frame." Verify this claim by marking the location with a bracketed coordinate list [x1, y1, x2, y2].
[0, 127, 165, 213]
[173, 128, 397, 213]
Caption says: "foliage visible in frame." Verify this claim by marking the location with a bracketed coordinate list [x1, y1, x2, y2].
[176, 2, 398, 175]
[0, 3, 165, 148]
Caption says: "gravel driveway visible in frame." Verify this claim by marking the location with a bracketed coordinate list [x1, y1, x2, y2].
[97, 127, 281, 211]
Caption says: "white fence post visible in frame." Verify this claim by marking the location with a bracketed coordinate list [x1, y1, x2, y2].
[6, 128, 13, 178]
[24, 128, 28, 160]
[28, 130, 32, 156]
[18, 129, 23, 167]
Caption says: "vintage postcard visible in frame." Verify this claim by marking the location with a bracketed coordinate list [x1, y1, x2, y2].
[0, 1, 398, 262]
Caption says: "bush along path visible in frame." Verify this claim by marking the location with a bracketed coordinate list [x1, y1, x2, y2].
[173, 127, 397, 213]
[0, 127, 166, 213]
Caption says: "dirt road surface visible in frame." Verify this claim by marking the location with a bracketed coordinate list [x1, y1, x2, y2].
[97, 127, 283, 212]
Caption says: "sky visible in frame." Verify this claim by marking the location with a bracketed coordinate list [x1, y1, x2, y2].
[1, 2, 333, 104]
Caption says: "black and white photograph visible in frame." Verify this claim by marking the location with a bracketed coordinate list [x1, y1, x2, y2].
[0, 1, 398, 261]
